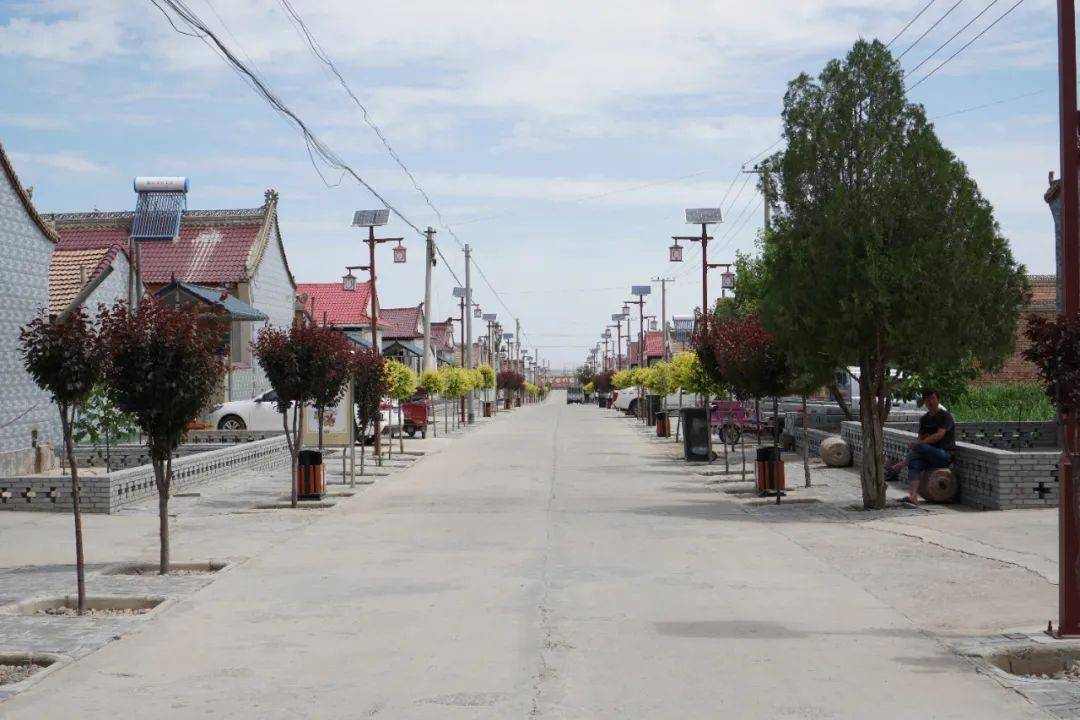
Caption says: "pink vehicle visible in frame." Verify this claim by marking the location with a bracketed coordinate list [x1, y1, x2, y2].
[710, 399, 748, 445]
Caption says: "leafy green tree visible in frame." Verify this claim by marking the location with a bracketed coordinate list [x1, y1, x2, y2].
[383, 359, 417, 454]
[73, 384, 139, 471]
[418, 369, 444, 437]
[352, 348, 387, 475]
[758, 39, 1028, 508]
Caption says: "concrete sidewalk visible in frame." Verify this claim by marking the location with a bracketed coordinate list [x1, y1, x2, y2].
[0, 400, 1051, 718]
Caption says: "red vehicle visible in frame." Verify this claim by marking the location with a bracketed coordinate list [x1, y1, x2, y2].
[710, 399, 779, 446]
[401, 401, 429, 438]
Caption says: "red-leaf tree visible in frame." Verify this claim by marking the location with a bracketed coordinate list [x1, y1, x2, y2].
[98, 299, 226, 574]
[252, 321, 346, 507]
[19, 309, 103, 613]
[351, 347, 387, 478]
[1024, 312, 1080, 418]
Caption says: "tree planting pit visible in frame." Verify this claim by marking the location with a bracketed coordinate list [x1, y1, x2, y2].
[104, 561, 228, 576]
[11, 595, 165, 617]
[253, 501, 336, 510]
[0, 652, 65, 690]
[984, 644, 1080, 680]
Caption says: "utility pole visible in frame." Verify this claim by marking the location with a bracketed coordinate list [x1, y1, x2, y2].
[465, 244, 475, 424]
[652, 276, 674, 361]
[1056, 0, 1080, 637]
[515, 318, 521, 373]
[422, 227, 435, 372]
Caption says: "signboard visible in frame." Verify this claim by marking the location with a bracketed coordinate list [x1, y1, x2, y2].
[302, 389, 351, 446]
[631, 285, 651, 296]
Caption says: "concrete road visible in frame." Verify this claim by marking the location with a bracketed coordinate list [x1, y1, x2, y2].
[1, 398, 1048, 719]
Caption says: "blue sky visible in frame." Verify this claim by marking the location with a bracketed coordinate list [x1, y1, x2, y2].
[0, 0, 1061, 368]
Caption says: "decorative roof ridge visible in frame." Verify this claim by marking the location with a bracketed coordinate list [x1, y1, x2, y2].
[46, 207, 268, 230]
[0, 141, 58, 243]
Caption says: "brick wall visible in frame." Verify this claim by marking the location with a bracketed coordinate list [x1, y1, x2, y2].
[975, 275, 1056, 385]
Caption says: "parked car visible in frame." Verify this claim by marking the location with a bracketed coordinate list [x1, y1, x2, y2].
[210, 390, 397, 439]
[612, 386, 640, 414]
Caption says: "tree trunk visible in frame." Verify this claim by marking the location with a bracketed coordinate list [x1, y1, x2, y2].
[154, 451, 172, 574]
[317, 408, 324, 451]
[827, 381, 854, 421]
[802, 395, 811, 488]
[284, 409, 299, 509]
[858, 361, 887, 509]
[431, 396, 436, 437]
[444, 397, 449, 434]
[398, 408, 404, 453]
[59, 404, 86, 615]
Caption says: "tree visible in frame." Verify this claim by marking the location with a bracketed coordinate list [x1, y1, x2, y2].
[20, 309, 103, 613]
[441, 366, 471, 430]
[758, 39, 1028, 508]
[308, 328, 356, 451]
[496, 370, 524, 404]
[352, 349, 387, 476]
[73, 383, 138, 472]
[99, 299, 225, 573]
[384, 359, 417, 453]
[575, 365, 596, 388]
[251, 321, 346, 508]
[594, 370, 614, 395]
[1023, 313, 1080, 417]
[418, 369, 444, 436]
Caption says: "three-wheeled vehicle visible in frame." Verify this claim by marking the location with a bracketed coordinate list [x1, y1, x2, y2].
[402, 399, 429, 438]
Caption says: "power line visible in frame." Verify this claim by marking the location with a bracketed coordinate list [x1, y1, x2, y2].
[269, 0, 531, 346]
[887, 0, 938, 47]
[907, 0, 1026, 90]
[904, 0, 1000, 78]
[931, 87, 1049, 119]
[896, 0, 964, 60]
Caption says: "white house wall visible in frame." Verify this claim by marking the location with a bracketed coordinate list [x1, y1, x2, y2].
[245, 215, 296, 399]
[0, 169, 60, 454]
[86, 252, 131, 313]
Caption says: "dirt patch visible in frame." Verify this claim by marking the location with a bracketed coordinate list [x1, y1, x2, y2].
[38, 606, 150, 617]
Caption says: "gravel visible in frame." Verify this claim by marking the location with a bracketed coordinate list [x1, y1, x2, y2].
[0, 663, 43, 686]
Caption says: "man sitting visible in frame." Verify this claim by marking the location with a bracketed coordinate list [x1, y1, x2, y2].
[899, 388, 956, 505]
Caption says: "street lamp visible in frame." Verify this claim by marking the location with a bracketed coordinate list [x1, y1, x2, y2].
[341, 269, 357, 292]
[669, 238, 684, 263]
[352, 208, 404, 462]
[672, 207, 722, 317]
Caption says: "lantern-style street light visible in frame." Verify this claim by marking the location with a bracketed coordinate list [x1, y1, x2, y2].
[669, 238, 684, 263]
[341, 269, 357, 292]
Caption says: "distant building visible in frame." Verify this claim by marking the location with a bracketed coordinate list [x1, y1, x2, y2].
[975, 274, 1056, 385]
[48, 189, 296, 400]
[628, 331, 665, 368]
[296, 277, 384, 350]
[380, 304, 428, 373]
[430, 319, 457, 366]
[0, 142, 60, 467]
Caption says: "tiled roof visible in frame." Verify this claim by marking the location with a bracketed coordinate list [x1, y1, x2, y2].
[48, 245, 122, 315]
[1029, 275, 1056, 305]
[0, 142, 57, 243]
[380, 305, 423, 339]
[628, 332, 664, 363]
[46, 203, 278, 286]
[430, 320, 456, 352]
[297, 280, 378, 327]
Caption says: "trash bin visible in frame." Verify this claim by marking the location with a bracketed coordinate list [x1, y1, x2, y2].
[483, 401, 493, 418]
[297, 449, 325, 500]
[656, 411, 670, 438]
[681, 407, 710, 461]
[755, 446, 785, 494]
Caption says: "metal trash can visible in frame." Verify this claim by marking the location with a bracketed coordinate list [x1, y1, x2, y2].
[297, 449, 325, 500]
[755, 446, 785, 494]
[681, 408, 710, 461]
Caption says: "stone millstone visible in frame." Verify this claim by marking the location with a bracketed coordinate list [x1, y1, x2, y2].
[919, 468, 959, 504]
[819, 436, 851, 467]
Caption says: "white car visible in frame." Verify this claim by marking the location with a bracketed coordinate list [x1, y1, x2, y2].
[209, 390, 398, 436]
[612, 386, 640, 413]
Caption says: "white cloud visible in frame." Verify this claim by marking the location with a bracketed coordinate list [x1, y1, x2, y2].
[9, 151, 109, 174]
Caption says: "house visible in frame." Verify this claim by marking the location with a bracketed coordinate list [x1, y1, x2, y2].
[974, 274, 1057, 385]
[296, 276, 388, 350]
[380, 303, 428, 373]
[431, 319, 457, 366]
[48, 188, 297, 400]
[628, 331, 665, 368]
[0, 142, 60, 471]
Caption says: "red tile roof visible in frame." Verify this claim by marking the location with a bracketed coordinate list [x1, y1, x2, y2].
[48, 245, 123, 315]
[297, 281, 376, 327]
[628, 332, 664, 364]
[1029, 275, 1056, 305]
[430, 320, 456, 352]
[47, 203, 279, 286]
[380, 305, 423, 339]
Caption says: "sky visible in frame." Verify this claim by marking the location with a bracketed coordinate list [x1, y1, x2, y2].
[0, 0, 1062, 369]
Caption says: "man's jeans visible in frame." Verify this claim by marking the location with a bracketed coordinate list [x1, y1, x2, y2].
[907, 443, 951, 482]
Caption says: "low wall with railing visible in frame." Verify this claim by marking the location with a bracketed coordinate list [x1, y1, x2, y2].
[0, 435, 289, 514]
